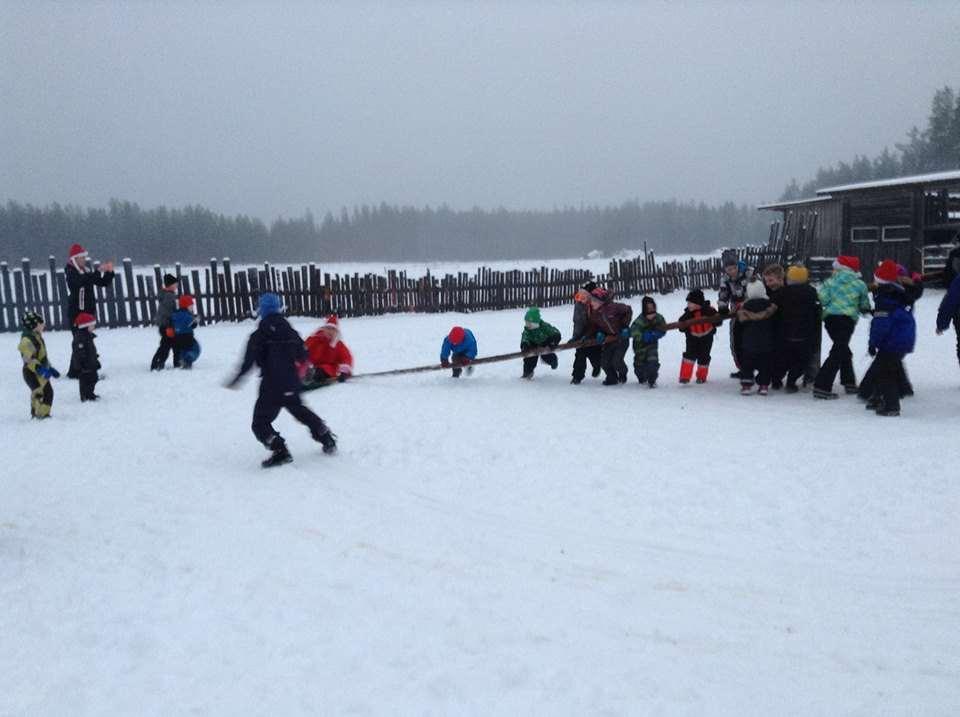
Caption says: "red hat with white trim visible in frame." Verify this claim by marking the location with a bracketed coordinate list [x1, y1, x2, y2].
[833, 255, 860, 272]
[68, 244, 88, 261]
[322, 314, 340, 330]
[874, 259, 899, 285]
[74, 312, 96, 329]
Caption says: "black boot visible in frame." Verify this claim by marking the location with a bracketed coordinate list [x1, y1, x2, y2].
[262, 437, 293, 468]
[318, 431, 338, 455]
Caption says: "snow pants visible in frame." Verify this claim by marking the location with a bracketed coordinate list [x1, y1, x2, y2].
[634, 359, 660, 386]
[740, 351, 772, 388]
[252, 389, 330, 448]
[814, 315, 857, 392]
[728, 318, 744, 369]
[571, 344, 601, 381]
[866, 351, 905, 412]
[600, 336, 629, 383]
[781, 339, 814, 388]
[954, 317, 960, 367]
[858, 356, 912, 400]
[150, 327, 181, 370]
[522, 352, 558, 377]
[22, 367, 53, 418]
[683, 334, 714, 366]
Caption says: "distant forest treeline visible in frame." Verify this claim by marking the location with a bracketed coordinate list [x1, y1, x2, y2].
[781, 85, 960, 200]
[0, 198, 769, 265]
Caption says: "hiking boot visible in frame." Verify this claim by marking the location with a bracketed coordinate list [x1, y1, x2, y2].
[813, 388, 839, 400]
[319, 431, 338, 455]
[262, 441, 293, 468]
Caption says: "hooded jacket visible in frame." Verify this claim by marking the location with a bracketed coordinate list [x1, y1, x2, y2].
[521, 308, 562, 349]
[870, 285, 916, 355]
[305, 326, 354, 378]
[234, 313, 310, 395]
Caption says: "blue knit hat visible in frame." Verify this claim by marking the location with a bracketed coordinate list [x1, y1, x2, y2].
[258, 292, 282, 317]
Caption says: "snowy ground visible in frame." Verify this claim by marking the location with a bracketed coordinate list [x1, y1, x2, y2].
[3, 290, 959, 716]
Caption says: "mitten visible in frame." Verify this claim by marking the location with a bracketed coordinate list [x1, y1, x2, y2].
[595, 331, 606, 345]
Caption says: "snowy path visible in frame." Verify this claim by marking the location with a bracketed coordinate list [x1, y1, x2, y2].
[2, 292, 958, 715]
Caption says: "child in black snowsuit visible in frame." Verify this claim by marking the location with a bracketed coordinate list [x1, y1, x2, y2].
[772, 265, 820, 393]
[736, 280, 777, 395]
[678, 289, 717, 384]
[226, 293, 337, 468]
[72, 312, 101, 401]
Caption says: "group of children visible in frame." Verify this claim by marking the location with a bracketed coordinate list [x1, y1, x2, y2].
[439, 251, 922, 417]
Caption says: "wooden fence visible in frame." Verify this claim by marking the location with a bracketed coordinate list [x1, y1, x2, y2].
[0, 246, 787, 333]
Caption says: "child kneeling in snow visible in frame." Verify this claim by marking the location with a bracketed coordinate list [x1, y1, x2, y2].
[72, 312, 101, 401]
[864, 260, 916, 417]
[170, 295, 201, 369]
[441, 326, 477, 378]
[736, 280, 778, 395]
[304, 314, 354, 388]
[630, 296, 666, 388]
[520, 307, 561, 379]
[678, 289, 717, 384]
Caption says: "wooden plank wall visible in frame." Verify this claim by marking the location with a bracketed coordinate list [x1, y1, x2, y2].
[0, 246, 787, 332]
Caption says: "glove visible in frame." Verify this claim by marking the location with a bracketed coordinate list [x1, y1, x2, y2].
[595, 331, 606, 345]
[868, 346, 877, 357]
[441, 359, 450, 368]
[37, 365, 55, 379]
[165, 327, 175, 338]
[718, 306, 729, 316]
[619, 328, 630, 338]
[520, 342, 531, 352]
[337, 372, 348, 383]
[641, 330, 660, 343]
[737, 260, 747, 273]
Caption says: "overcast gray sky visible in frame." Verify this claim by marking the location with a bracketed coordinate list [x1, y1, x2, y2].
[2, 1, 958, 220]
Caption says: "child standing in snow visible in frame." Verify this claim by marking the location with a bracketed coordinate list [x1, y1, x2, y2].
[440, 326, 477, 378]
[736, 281, 778, 395]
[304, 314, 354, 388]
[72, 312, 101, 401]
[630, 296, 666, 388]
[170, 295, 201, 369]
[678, 289, 718, 384]
[18, 311, 59, 418]
[773, 265, 821, 393]
[864, 260, 916, 417]
[226, 293, 337, 468]
[520, 307, 561, 379]
[587, 287, 633, 385]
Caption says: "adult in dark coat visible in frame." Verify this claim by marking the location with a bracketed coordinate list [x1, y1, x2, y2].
[226, 293, 337, 468]
[65, 244, 114, 378]
[570, 281, 602, 384]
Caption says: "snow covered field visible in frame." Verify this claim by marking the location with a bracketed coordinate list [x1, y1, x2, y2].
[3, 290, 958, 715]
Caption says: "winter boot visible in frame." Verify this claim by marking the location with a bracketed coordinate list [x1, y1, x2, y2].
[876, 408, 900, 417]
[543, 354, 558, 370]
[843, 384, 859, 395]
[570, 377, 582, 385]
[318, 431, 338, 455]
[521, 372, 534, 380]
[757, 385, 769, 396]
[813, 388, 839, 400]
[679, 358, 694, 384]
[591, 364, 602, 378]
[262, 437, 293, 468]
[740, 384, 753, 396]
[695, 365, 709, 384]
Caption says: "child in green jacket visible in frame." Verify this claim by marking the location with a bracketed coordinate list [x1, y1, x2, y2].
[521, 307, 561, 379]
[18, 311, 60, 419]
[630, 296, 666, 387]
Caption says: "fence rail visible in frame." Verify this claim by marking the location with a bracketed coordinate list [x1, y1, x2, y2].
[0, 246, 788, 332]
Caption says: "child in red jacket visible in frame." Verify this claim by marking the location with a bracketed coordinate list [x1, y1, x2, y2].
[304, 314, 354, 388]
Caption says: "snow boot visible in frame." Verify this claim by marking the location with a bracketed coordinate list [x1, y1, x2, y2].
[758, 385, 769, 396]
[570, 377, 582, 385]
[319, 431, 338, 455]
[876, 408, 900, 417]
[813, 388, 839, 400]
[740, 384, 753, 396]
[695, 365, 709, 384]
[521, 372, 534, 380]
[591, 364, 602, 378]
[843, 384, 859, 395]
[543, 354, 558, 370]
[262, 438, 293, 468]
[679, 358, 694, 384]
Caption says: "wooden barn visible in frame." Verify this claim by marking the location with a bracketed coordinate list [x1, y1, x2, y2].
[759, 169, 960, 279]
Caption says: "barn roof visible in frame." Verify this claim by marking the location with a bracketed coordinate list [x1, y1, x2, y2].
[816, 169, 960, 195]
[756, 196, 834, 211]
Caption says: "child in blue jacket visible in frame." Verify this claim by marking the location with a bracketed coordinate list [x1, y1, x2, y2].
[865, 261, 916, 417]
[440, 326, 477, 378]
[170, 295, 201, 369]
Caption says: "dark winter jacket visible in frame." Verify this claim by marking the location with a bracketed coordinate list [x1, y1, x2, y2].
[870, 285, 916, 355]
[936, 275, 960, 332]
[679, 304, 718, 338]
[772, 284, 820, 344]
[738, 297, 776, 355]
[718, 266, 755, 314]
[571, 301, 595, 341]
[440, 329, 478, 362]
[66, 264, 115, 323]
[630, 313, 666, 363]
[590, 299, 633, 335]
[171, 308, 197, 336]
[71, 329, 101, 375]
[155, 289, 177, 328]
[234, 313, 309, 395]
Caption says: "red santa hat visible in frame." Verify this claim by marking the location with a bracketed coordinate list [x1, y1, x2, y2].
[68, 243, 88, 267]
[322, 314, 340, 331]
[833, 255, 860, 272]
[74, 311, 96, 329]
[874, 259, 899, 285]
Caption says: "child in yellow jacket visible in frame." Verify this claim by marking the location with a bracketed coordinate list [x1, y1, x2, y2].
[18, 311, 60, 418]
